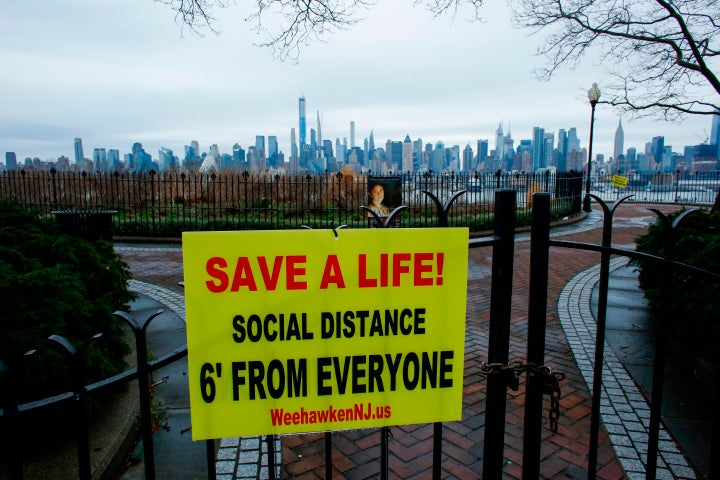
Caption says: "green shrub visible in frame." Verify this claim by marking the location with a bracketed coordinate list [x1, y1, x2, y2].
[0, 200, 135, 403]
[633, 209, 720, 374]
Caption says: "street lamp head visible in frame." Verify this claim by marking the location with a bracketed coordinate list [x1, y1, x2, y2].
[588, 83, 601, 105]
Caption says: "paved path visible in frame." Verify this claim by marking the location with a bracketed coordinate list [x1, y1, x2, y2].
[115, 201, 705, 479]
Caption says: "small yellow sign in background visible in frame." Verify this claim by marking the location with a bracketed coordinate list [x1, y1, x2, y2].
[611, 175, 629, 188]
[182, 228, 469, 439]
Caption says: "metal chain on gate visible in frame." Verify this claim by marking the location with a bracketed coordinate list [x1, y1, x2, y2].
[479, 361, 566, 433]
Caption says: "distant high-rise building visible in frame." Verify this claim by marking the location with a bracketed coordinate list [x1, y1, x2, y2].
[477, 140, 488, 166]
[614, 118, 624, 163]
[322, 139, 333, 159]
[532, 127, 545, 171]
[108, 149, 120, 170]
[544, 132, 554, 168]
[335, 138, 344, 164]
[567, 128, 580, 152]
[711, 109, 720, 160]
[413, 138, 423, 171]
[267, 136, 278, 166]
[132, 142, 153, 173]
[316, 111, 322, 155]
[159, 147, 176, 170]
[350, 121, 356, 148]
[557, 129, 568, 171]
[402, 135, 413, 173]
[74, 138, 84, 164]
[290, 128, 298, 159]
[5, 152, 17, 170]
[495, 123, 505, 160]
[299, 97, 307, 149]
[232, 143, 246, 166]
[93, 148, 108, 171]
[131, 142, 144, 170]
[626, 147, 637, 172]
[462, 144, 473, 172]
[255, 136, 265, 159]
[651, 136, 665, 168]
[431, 142, 446, 172]
[386, 140, 403, 171]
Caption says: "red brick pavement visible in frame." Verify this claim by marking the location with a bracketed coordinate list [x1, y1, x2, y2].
[118, 202, 683, 480]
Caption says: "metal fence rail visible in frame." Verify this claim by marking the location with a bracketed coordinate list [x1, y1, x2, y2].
[0, 170, 589, 234]
[1, 189, 719, 479]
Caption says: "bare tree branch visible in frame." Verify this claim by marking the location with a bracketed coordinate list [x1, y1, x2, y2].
[510, 0, 720, 118]
[158, 0, 719, 119]
[245, 0, 373, 61]
[156, 0, 230, 35]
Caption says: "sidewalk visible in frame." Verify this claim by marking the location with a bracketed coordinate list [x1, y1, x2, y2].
[115, 201, 703, 479]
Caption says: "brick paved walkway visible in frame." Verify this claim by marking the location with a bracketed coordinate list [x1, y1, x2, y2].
[116, 202, 685, 480]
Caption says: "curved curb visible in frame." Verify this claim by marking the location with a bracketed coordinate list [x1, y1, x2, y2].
[558, 259, 696, 479]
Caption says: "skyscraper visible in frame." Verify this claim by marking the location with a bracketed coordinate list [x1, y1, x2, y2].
[290, 128, 298, 159]
[557, 129, 568, 171]
[532, 127, 545, 171]
[93, 148, 108, 171]
[158, 147, 176, 170]
[567, 128, 580, 152]
[350, 121, 356, 148]
[316, 111, 322, 156]
[74, 138, 84, 164]
[108, 149, 120, 170]
[255, 135, 265, 158]
[5, 152, 17, 170]
[268, 136, 278, 166]
[462, 144, 473, 172]
[403, 135, 413, 173]
[495, 123, 505, 160]
[477, 140, 488, 166]
[614, 118, 624, 163]
[543, 132, 554, 169]
[711, 109, 720, 160]
[299, 96, 307, 149]
[651, 136, 665, 168]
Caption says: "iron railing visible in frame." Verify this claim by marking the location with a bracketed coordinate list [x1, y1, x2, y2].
[0, 170, 590, 234]
[1, 189, 719, 480]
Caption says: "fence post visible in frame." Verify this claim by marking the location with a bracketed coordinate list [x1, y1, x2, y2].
[149, 170, 157, 234]
[522, 192, 550, 478]
[482, 189, 516, 479]
[1, 352, 35, 480]
[50, 167, 58, 211]
[644, 209, 699, 479]
[114, 310, 164, 480]
[47, 333, 102, 480]
[586, 194, 633, 478]
[417, 188, 467, 479]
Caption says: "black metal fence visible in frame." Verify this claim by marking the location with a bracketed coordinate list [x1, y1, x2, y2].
[0, 170, 588, 234]
[590, 170, 720, 204]
[1, 191, 719, 480]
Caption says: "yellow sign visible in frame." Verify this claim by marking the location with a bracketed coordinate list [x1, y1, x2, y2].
[611, 175, 629, 188]
[182, 228, 469, 439]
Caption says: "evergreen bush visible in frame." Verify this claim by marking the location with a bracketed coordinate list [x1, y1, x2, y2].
[633, 209, 720, 374]
[0, 199, 135, 404]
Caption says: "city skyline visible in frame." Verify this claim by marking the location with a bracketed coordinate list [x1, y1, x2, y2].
[5, 104, 713, 169]
[1, 1, 716, 164]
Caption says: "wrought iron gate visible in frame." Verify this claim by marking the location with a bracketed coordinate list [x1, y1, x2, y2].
[2, 190, 719, 480]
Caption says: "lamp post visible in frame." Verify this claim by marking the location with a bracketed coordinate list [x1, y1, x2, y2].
[583, 83, 601, 212]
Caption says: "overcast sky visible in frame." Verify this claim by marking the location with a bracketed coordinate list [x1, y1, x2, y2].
[1, 0, 715, 164]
